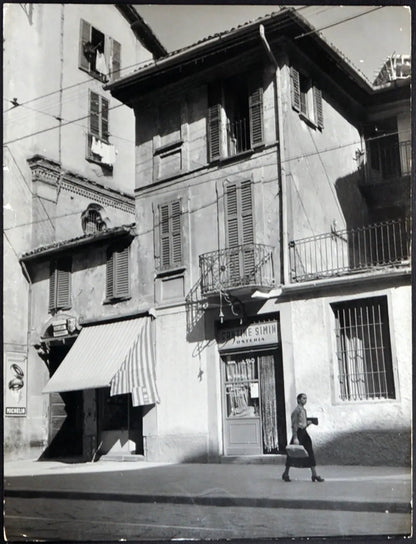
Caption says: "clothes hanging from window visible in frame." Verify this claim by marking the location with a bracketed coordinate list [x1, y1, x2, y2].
[100, 142, 116, 166]
[95, 51, 108, 77]
[91, 136, 103, 157]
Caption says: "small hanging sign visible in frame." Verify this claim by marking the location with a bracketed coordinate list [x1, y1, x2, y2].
[217, 320, 279, 350]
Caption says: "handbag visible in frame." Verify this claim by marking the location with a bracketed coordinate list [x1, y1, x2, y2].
[286, 444, 308, 458]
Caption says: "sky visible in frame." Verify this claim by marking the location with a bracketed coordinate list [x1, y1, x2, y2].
[135, 4, 411, 82]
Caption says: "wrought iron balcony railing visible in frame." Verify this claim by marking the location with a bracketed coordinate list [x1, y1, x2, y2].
[227, 118, 250, 155]
[199, 243, 275, 295]
[289, 218, 411, 283]
[363, 139, 411, 183]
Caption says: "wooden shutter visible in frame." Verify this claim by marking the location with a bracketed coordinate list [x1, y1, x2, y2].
[240, 181, 255, 277]
[56, 257, 71, 309]
[290, 66, 301, 112]
[249, 87, 264, 147]
[160, 204, 171, 269]
[106, 249, 114, 298]
[225, 184, 239, 248]
[114, 246, 130, 298]
[101, 97, 109, 141]
[208, 104, 221, 161]
[171, 200, 182, 266]
[79, 19, 91, 71]
[49, 262, 57, 312]
[90, 92, 100, 136]
[111, 38, 121, 81]
[313, 86, 324, 129]
[159, 200, 182, 269]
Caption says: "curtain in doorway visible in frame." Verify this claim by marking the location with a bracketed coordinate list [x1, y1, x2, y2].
[259, 354, 279, 452]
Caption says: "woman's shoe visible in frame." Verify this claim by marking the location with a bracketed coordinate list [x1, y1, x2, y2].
[282, 473, 291, 482]
[311, 475, 325, 482]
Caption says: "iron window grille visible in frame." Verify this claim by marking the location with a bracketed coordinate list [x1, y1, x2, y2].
[332, 296, 395, 401]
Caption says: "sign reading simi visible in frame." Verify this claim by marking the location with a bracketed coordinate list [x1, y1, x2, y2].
[217, 320, 279, 350]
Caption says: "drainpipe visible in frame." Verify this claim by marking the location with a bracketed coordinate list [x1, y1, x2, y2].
[259, 26, 288, 286]
[20, 260, 32, 356]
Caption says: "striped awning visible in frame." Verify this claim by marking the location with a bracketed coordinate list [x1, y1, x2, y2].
[42, 317, 160, 406]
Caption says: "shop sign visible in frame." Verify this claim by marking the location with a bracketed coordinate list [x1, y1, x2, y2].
[217, 320, 279, 350]
[5, 353, 27, 417]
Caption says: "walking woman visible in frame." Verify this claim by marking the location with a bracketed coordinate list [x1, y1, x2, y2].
[282, 393, 324, 482]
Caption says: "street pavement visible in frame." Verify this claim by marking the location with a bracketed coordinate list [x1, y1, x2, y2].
[4, 458, 412, 540]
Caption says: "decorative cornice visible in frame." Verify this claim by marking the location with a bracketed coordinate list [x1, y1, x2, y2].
[27, 155, 135, 213]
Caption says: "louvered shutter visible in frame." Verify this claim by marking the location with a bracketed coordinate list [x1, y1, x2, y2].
[114, 246, 130, 298]
[171, 200, 182, 266]
[240, 181, 255, 279]
[160, 204, 171, 269]
[208, 104, 221, 161]
[90, 92, 100, 136]
[313, 86, 324, 129]
[225, 184, 240, 282]
[49, 262, 57, 312]
[56, 257, 71, 309]
[106, 249, 114, 298]
[101, 97, 109, 141]
[290, 67, 301, 112]
[111, 38, 121, 81]
[79, 19, 91, 71]
[249, 87, 264, 147]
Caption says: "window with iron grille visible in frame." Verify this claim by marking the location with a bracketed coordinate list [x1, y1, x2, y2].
[79, 19, 121, 82]
[49, 257, 72, 313]
[106, 244, 130, 300]
[158, 199, 183, 271]
[332, 296, 395, 401]
[290, 66, 323, 129]
[208, 72, 264, 161]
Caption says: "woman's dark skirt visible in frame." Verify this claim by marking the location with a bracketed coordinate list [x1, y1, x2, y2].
[286, 428, 316, 468]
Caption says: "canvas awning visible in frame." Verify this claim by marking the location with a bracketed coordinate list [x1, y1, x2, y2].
[42, 317, 159, 406]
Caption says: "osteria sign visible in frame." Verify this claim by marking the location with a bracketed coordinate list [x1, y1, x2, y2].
[217, 321, 279, 350]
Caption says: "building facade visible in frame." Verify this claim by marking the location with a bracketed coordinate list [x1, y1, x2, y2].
[108, 9, 411, 465]
[3, 3, 166, 460]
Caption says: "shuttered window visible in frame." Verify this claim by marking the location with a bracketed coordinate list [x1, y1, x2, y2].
[290, 65, 324, 129]
[225, 181, 255, 281]
[49, 257, 72, 312]
[79, 19, 121, 82]
[89, 92, 109, 141]
[106, 245, 130, 300]
[159, 200, 183, 270]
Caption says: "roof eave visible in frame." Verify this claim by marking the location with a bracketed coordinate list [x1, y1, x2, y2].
[21, 226, 136, 263]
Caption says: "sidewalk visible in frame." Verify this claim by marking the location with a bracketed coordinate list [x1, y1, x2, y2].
[4, 459, 411, 514]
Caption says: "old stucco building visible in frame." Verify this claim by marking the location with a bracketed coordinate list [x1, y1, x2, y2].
[107, 8, 411, 465]
[3, 3, 166, 461]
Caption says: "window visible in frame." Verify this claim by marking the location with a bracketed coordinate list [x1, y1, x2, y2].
[225, 180, 255, 283]
[290, 66, 323, 129]
[81, 204, 107, 234]
[87, 92, 115, 167]
[79, 19, 121, 82]
[332, 297, 395, 401]
[49, 257, 72, 312]
[208, 72, 264, 161]
[106, 245, 130, 300]
[158, 200, 183, 271]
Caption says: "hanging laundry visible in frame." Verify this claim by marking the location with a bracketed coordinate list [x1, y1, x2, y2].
[95, 51, 109, 77]
[91, 136, 103, 157]
[100, 142, 116, 166]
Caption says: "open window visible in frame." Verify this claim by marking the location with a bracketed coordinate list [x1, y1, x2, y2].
[290, 66, 323, 129]
[208, 72, 264, 162]
[79, 19, 121, 82]
[87, 92, 116, 168]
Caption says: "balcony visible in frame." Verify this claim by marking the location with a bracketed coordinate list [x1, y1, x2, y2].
[363, 139, 411, 183]
[289, 218, 411, 283]
[199, 244, 275, 297]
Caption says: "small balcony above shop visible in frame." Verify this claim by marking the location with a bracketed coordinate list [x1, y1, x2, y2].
[289, 217, 411, 283]
[199, 243, 275, 298]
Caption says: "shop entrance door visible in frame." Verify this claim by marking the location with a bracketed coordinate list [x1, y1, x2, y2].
[222, 349, 286, 456]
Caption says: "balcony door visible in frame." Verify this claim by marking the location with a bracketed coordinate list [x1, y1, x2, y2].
[224, 180, 255, 287]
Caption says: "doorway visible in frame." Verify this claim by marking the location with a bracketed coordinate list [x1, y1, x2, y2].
[222, 349, 286, 456]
